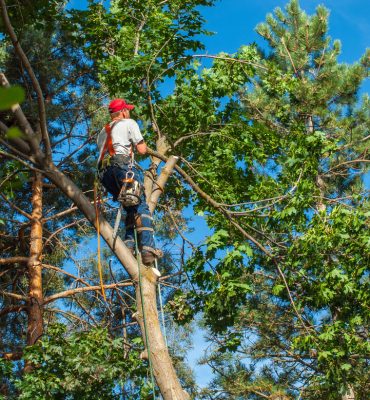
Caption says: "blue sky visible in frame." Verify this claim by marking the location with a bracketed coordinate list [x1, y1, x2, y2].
[201, 0, 369, 59]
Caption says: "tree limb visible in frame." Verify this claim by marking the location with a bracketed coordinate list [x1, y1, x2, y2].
[43, 281, 134, 305]
[0, 1, 51, 160]
[0, 257, 29, 266]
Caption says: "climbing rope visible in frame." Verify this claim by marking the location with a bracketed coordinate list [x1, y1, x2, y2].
[93, 181, 107, 301]
[134, 228, 156, 400]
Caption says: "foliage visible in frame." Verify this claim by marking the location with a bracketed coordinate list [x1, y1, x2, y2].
[13, 324, 147, 400]
[0, 86, 24, 111]
[160, 0, 369, 398]
[67, 0, 215, 133]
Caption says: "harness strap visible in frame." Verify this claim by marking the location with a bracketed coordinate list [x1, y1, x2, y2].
[98, 120, 126, 164]
[98, 123, 115, 165]
[136, 227, 154, 233]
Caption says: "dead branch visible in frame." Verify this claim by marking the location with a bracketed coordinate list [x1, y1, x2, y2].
[43, 281, 134, 305]
[0, 0, 51, 160]
[0, 257, 29, 266]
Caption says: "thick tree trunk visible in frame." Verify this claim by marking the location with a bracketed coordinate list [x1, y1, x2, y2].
[24, 172, 43, 372]
[43, 163, 188, 399]
[136, 267, 190, 400]
[135, 268, 190, 400]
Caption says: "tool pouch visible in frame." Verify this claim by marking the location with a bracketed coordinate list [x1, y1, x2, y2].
[118, 171, 141, 207]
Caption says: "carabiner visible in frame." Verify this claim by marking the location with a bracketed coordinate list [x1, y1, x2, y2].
[126, 170, 135, 180]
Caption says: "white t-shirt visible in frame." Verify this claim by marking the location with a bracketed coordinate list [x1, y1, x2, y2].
[97, 119, 144, 159]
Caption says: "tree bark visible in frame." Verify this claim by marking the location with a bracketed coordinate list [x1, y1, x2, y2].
[24, 172, 43, 372]
[148, 156, 179, 214]
[135, 268, 190, 400]
[307, 115, 326, 212]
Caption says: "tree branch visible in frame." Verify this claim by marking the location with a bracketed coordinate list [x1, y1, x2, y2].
[148, 156, 178, 213]
[0, 257, 29, 266]
[43, 281, 134, 305]
[189, 54, 268, 71]
[0, 3, 51, 160]
[0, 305, 28, 318]
[0, 74, 40, 158]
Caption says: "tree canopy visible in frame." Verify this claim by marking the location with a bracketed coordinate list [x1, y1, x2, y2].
[0, 0, 369, 399]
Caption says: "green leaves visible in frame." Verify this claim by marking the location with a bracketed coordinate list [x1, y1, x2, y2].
[15, 324, 147, 399]
[205, 229, 229, 252]
[177, 1, 369, 397]
[0, 86, 24, 111]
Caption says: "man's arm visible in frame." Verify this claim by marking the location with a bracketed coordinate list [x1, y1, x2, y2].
[128, 119, 147, 155]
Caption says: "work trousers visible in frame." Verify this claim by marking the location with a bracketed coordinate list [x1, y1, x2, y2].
[100, 162, 155, 251]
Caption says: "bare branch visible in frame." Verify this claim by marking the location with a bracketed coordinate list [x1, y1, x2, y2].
[189, 54, 268, 71]
[0, 291, 27, 301]
[0, 2, 51, 160]
[0, 305, 27, 318]
[43, 281, 134, 305]
[147, 147, 222, 211]
[43, 218, 86, 249]
[0, 257, 29, 266]
[42, 264, 92, 289]
[42, 206, 79, 222]
[0, 192, 33, 220]
[324, 159, 370, 175]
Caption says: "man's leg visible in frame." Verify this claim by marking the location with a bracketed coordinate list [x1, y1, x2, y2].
[100, 165, 127, 201]
[136, 197, 162, 265]
[135, 211, 155, 251]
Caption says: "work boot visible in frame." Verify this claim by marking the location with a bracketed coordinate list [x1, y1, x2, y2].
[141, 247, 163, 266]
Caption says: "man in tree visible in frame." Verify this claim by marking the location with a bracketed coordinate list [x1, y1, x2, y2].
[97, 98, 161, 265]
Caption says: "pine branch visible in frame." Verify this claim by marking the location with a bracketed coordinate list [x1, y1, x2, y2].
[0, 257, 29, 266]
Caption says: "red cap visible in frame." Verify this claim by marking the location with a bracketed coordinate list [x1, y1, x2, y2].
[108, 98, 135, 113]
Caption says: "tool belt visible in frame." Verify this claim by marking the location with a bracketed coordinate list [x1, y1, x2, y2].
[98, 154, 131, 172]
[110, 154, 131, 166]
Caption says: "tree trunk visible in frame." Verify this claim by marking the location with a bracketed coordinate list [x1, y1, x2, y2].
[135, 268, 190, 400]
[24, 172, 43, 372]
[43, 163, 188, 399]
[307, 115, 326, 212]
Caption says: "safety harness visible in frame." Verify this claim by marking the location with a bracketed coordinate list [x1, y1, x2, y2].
[98, 120, 142, 208]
